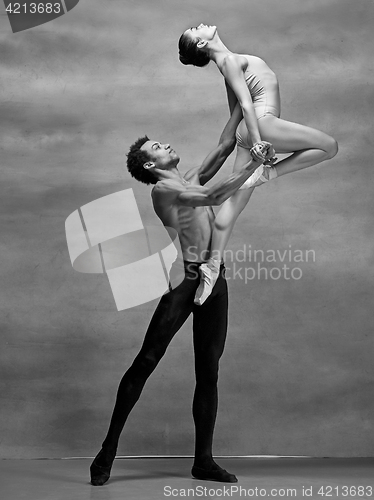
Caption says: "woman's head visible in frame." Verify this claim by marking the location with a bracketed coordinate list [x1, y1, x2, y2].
[178, 24, 217, 67]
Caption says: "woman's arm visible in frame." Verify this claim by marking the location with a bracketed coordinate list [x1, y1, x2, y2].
[225, 80, 239, 116]
[221, 55, 262, 146]
[184, 103, 243, 185]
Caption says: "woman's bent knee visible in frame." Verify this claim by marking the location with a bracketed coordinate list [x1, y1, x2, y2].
[325, 136, 338, 159]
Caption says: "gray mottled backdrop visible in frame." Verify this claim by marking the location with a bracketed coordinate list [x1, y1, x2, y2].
[0, 0, 373, 458]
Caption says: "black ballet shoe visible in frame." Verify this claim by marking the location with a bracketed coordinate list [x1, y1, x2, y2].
[191, 465, 238, 483]
[90, 449, 115, 486]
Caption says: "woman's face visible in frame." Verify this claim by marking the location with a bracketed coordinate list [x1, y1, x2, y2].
[184, 24, 217, 43]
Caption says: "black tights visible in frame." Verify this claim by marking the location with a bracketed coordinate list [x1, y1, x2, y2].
[98, 261, 228, 467]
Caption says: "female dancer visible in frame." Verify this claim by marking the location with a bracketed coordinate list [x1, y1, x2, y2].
[179, 24, 338, 304]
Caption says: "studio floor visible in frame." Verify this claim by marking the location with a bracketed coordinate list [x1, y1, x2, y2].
[1, 457, 373, 500]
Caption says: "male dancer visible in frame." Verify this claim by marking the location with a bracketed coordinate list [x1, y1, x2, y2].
[90, 105, 273, 485]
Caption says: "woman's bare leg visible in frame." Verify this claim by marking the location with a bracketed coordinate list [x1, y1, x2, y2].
[195, 118, 338, 305]
[194, 147, 255, 305]
[211, 118, 338, 251]
[211, 147, 256, 262]
[208, 118, 338, 259]
[258, 115, 338, 179]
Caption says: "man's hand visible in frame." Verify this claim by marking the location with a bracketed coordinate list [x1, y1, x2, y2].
[262, 142, 277, 165]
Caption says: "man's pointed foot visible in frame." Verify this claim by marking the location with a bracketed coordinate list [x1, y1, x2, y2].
[90, 449, 116, 486]
[191, 465, 238, 483]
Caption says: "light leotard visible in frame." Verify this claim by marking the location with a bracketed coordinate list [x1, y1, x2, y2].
[235, 55, 281, 149]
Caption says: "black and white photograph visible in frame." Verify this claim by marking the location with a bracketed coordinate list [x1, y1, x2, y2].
[1, 1, 373, 499]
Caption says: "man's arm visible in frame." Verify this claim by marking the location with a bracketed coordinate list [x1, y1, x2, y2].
[180, 154, 263, 206]
[153, 152, 266, 209]
[184, 102, 243, 186]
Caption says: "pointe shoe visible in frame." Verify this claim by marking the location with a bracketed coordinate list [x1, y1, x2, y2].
[239, 164, 265, 190]
[90, 449, 115, 486]
[191, 465, 238, 483]
[194, 264, 219, 306]
[252, 164, 278, 187]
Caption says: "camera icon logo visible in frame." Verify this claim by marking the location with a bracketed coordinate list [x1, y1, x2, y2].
[65, 189, 185, 311]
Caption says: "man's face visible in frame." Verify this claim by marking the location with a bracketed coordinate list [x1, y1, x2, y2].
[141, 140, 180, 170]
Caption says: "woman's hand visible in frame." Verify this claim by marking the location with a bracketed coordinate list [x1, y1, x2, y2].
[250, 141, 274, 162]
[263, 143, 277, 165]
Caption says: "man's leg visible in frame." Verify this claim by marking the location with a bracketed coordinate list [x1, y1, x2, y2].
[191, 265, 237, 482]
[90, 262, 198, 485]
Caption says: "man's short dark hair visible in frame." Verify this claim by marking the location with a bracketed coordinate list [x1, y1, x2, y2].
[126, 135, 157, 185]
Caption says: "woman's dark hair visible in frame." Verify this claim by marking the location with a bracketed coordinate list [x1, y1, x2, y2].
[178, 32, 210, 67]
[126, 135, 157, 185]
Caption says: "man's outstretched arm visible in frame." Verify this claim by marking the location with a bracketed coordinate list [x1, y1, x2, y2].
[178, 156, 260, 206]
[153, 146, 272, 209]
[184, 103, 243, 186]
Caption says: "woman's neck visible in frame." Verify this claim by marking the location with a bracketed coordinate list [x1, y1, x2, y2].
[208, 36, 234, 64]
